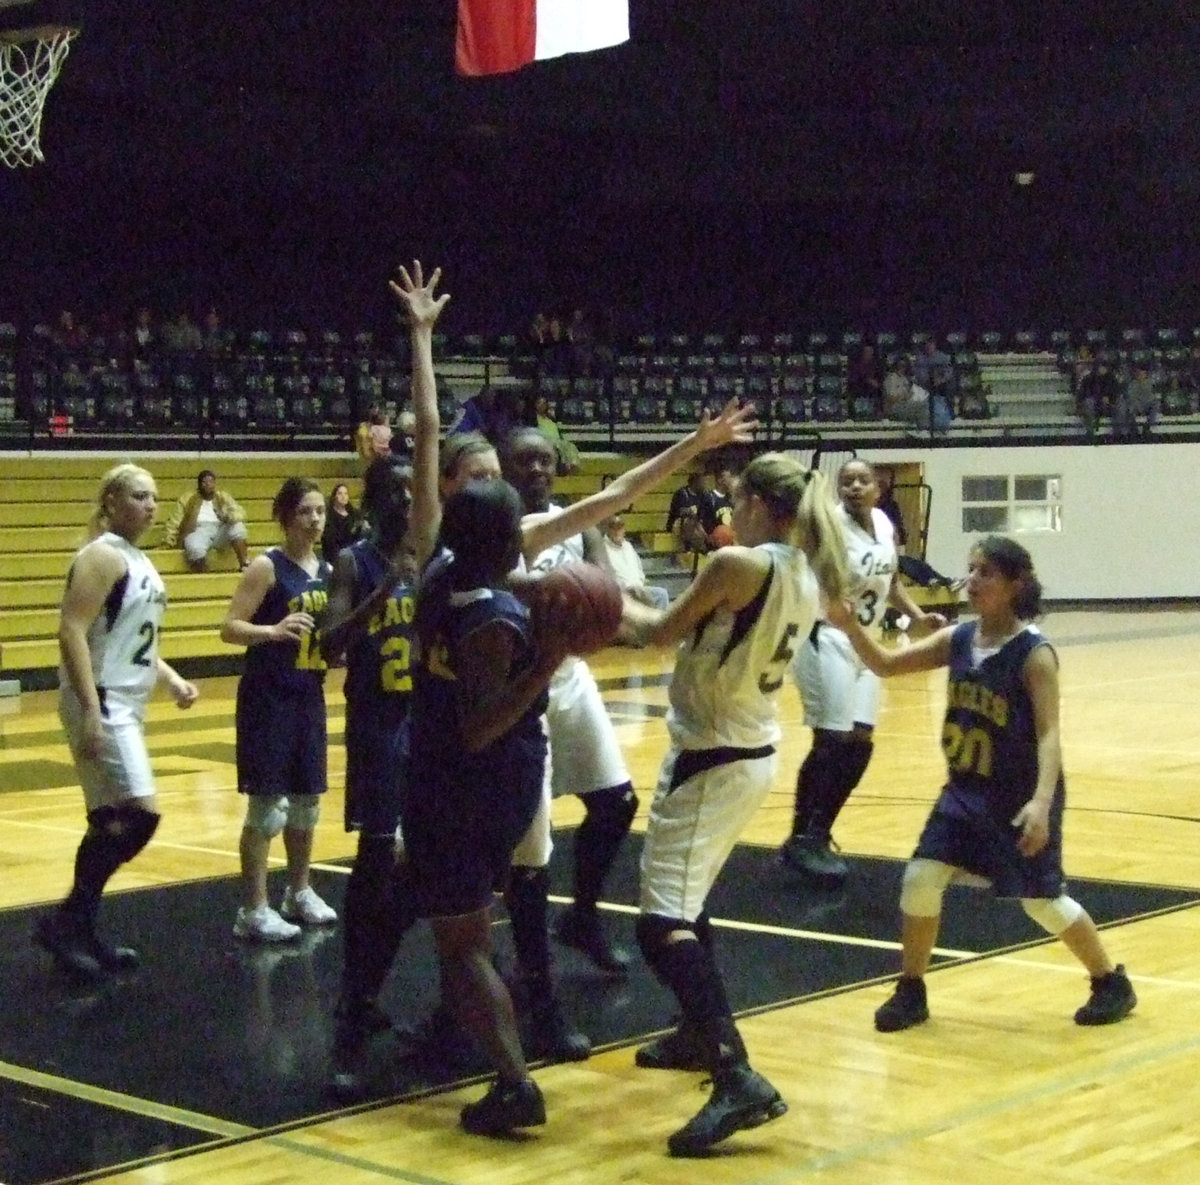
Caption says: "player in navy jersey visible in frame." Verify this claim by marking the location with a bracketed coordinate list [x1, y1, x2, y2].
[829, 535, 1136, 1032]
[35, 463, 199, 981]
[621, 453, 849, 1156]
[418, 402, 758, 1064]
[319, 260, 448, 1093]
[408, 479, 577, 1136]
[221, 478, 337, 943]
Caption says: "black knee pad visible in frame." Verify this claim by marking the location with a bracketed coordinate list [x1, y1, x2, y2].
[87, 803, 160, 863]
[635, 912, 690, 966]
[583, 783, 638, 832]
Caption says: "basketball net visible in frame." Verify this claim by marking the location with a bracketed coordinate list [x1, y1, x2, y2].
[0, 26, 76, 167]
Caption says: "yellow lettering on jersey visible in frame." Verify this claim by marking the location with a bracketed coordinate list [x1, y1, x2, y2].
[947, 680, 1008, 727]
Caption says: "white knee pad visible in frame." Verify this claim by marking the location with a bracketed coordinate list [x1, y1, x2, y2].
[286, 793, 321, 831]
[244, 794, 288, 838]
[899, 859, 955, 917]
[1021, 894, 1084, 935]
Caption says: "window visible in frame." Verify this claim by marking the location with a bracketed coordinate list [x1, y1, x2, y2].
[961, 474, 1061, 533]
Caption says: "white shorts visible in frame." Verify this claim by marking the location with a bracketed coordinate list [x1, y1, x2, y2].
[59, 694, 156, 813]
[792, 623, 880, 731]
[183, 519, 247, 564]
[639, 746, 777, 922]
[545, 658, 629, 798]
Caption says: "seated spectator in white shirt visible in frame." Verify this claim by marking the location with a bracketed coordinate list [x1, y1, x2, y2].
[601, 514, 669, 610]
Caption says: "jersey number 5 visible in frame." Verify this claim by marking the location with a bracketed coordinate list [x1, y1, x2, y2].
[758, 622, 800, 693]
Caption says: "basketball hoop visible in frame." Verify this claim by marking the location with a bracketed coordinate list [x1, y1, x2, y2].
[0, 25, 77, 167]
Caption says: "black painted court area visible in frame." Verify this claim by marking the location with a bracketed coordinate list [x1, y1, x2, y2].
[1, 835, 1194, 1185]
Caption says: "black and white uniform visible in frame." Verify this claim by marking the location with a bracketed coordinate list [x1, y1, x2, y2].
[641, 542, 820, 920]
[793, 503, 895, 731]
[511, 510, 630, 867]
[58, 533, 168, 811]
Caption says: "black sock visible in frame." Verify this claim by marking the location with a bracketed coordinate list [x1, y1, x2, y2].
[340, 836, 415, 1011]
[573, 783, 636, 910]
[808, 738, 873, 837]
[505, 866, 552, 982]
[61, 806, 157, 930]
[791, 738, 843, 839]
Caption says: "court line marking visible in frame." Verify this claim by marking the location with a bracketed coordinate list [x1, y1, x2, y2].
[739, 1028, 1200, 1183]
[0, 1059, 254, 1139]
[547, 894, 976, 957]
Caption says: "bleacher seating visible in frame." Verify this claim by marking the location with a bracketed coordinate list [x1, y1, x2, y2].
[0, 453, 682, 687]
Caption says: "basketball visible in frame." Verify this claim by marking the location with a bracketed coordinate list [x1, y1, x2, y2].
[518, 562, 625, 656]
[709, 523, 736, 548]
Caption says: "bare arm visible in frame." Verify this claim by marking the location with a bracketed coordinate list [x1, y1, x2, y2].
[455, 621, 562, 752]
[58, 543, 126, 757]
[887, 571, 948, 633]
[521, 397, 758, 558]
[825, 595, 955, 675]
[220, 553, 311, 647]
[389, 260, 450, 568]
[1012, 644, 1062, 856]
[623, 546, 770, 648]
[156, 658, 199, 708]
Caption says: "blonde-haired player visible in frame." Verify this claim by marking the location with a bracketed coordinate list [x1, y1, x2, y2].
[624, 452, 848, 1157]
[35, 464, 198, 981]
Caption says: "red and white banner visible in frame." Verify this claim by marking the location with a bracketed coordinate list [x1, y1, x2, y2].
[456, 0, 629, 77]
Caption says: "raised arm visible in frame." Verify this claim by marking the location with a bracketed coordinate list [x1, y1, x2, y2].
[389, 260, 451, 568]
[521, 397, 758, 558]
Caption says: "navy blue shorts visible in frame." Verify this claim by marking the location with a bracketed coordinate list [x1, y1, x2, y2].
[403, 732, 545, 919]
[235, 679, 327, 796]
[913, 799, 1066, 899]
[344, 708, 408, 836]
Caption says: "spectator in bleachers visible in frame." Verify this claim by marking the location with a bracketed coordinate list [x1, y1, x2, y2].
[451, 383, 529, 446]
[846, 343, 885, 418]
[162, 469, 251, 572]
[354, 405, 392, 464]
[321, 482, 365, 564]
[535, 394, 580, 474]
[601, 513, 670, 610]
[883, 358, 952, 435]
[568, 307, 596, 376]
[52, 309, 89, 355]
[666, 470, 710, 554]
[131, 306, 158, 359]
[702, 461, 737, 547]
[161, 309, 203, 353]
[913, 338, 954, 410]
[1115, 364, 1158, 438]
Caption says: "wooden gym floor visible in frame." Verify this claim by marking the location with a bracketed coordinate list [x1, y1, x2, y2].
[1, 605, 1198, 1185]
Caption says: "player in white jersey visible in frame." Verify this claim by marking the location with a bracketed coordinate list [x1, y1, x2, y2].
[424, 402, 757, 1064]
[780, 458, 946, 885]
[622, 452, 848, 1158]
[35, 464, 198, 982]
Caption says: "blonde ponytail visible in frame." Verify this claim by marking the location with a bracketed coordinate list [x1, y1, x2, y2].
[86, 462, 154, 542]
[740, 453, 849, 602]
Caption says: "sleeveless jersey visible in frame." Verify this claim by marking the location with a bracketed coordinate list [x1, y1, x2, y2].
[410, 553, 547, 791]
[668, 541, 819, 750]
[241, 548, 330, 694]
[342, 538, 416, 726]
[59, 532, 168, 724]
[939, 622, 1062, 824]
[831, 503, 896, 639]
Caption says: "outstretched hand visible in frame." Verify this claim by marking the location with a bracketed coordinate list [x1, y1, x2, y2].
[694, 397, 760, 451]
[389, 260, 451, 330]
